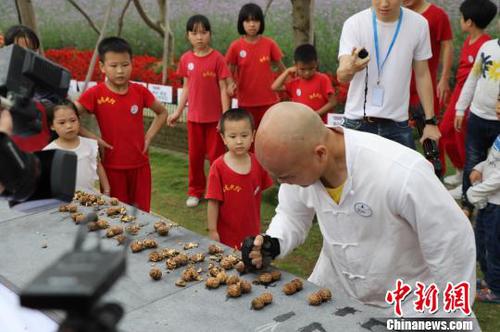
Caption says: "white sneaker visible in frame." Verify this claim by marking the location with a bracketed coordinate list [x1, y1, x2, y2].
[186, 196, 200, 208]
[444, 170, 463, 186]
[448, 185, 463, 200]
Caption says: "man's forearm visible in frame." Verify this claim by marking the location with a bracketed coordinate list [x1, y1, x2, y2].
[415, 63, 435, 118]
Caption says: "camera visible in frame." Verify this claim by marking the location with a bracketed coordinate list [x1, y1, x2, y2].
[0, 44, 77, 211]
[358, 48, 369, 59]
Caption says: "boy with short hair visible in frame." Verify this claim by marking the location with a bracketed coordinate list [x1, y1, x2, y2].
[76, 37, 167, 212]
[271, 43, 336, 123]
[206, 108, 273, 249]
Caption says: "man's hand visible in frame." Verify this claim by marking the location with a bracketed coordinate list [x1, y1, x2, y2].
[248, 235, 264, 269]
[469, 170, 482, 184]
[241, 235, 280, 270]
[0, 110, 13, 135]
[420, 124, 441, 143]
[337, 47, 370, 83]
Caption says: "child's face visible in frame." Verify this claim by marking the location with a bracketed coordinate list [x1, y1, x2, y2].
[459, 15, 472, 33]
[99, 51, 132, 88]
[296, 61, 317, 80]
[187, 24, 211, 50]
[221, 119, 254, 155]
[51, 107, 79, 141]
[401, 0, 423, 10]
[243, 18, 261, 37]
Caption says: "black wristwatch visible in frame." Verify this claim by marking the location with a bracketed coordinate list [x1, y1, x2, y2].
[425, 117, 438, 125]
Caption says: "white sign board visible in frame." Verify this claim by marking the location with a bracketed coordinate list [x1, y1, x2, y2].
[148, 84, 173, 104]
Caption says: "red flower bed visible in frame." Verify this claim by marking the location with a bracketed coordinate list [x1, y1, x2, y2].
[45, 48, 182, 91]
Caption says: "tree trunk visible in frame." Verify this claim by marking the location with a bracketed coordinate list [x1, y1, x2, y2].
[291, 0, 314, 47]
[15, 0, 44, 53]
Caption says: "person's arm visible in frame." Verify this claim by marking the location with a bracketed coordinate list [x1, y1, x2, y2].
[467, 163, 500, 205]
[74, 101, 113, 149]
[143, 100, 167, 153]
[336, 48, 370, 83]
[272, 60, 286, 73]
[219, 79, 230, 113]
[316, 94, 337, 117]
[398, 159, 476, 308]
[167, 78, 188, 127]
[413, 59, 441, 142]
[207, 199, 220, 242]
[226, 64, 238, 97]
[271, 67, 295, 91]
[437, 39, 453, 105]
[454, 58, 482, 132]
[97, 156, 110, 195]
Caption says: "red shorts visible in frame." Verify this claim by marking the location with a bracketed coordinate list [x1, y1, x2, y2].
[105, 163, 152, 212]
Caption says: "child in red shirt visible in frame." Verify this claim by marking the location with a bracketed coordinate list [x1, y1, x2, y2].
[271, 44, 336, 123]
[225, 3, 285, 130]
[76, 37, 168, 212]
[167, 15, 231, 208]
[206, 108, 273, 249]
[439, 0, 496, 192]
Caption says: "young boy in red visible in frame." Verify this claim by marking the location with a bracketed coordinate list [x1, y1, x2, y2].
[167, 15, 231, 208]
[271, 44, 336, 123]
[206, 108, 273, 249]
[439, 0, 496, 195]
[76, 37, 167, 212]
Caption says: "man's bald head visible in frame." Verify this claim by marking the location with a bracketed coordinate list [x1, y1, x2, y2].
[255, 102, 329, 185]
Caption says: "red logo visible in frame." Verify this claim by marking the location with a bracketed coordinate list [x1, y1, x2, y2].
[385, 279, 412, 317]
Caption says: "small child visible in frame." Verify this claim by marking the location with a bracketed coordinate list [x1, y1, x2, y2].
[271, 44, 336, 123]
[206, 108, 273, 249]
[76, 37, 168, 212]
[167, 15, 231, 208]
[43, 101, 109, 194]
[467, 133, 500, 304]
[225, 3, 285, 130]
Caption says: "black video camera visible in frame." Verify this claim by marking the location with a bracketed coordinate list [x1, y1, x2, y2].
[0, 44, 77, 211]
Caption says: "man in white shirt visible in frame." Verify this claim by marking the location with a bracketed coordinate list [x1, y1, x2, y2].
[246, 102, 475, 317]
[337, 0, 441, 149]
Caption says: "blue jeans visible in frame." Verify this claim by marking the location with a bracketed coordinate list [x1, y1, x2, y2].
[475, 203, 500, 295]
[462, 113, 500, 210]
[343, 118, 416, 149]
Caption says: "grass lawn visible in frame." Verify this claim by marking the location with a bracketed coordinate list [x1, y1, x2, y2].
[149, 148, 499, 332]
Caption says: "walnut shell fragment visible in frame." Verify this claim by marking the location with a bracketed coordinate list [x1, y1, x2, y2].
[149, 267, 162, 280]
[106, 225, 123, 238]
[205, 277, 220, 289]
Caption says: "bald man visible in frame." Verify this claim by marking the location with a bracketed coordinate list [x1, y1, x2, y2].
[245, 102, 476, 317]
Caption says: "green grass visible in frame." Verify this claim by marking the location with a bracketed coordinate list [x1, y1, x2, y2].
[149, 148, 499, 332]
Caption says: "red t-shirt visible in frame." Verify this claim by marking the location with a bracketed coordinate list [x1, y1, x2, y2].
[455, 34, 491, 87]
[205, 154, 273, 249]
[78, 82, 155, 169]
[226, 36, 283, 107]
[177, 50, 231, 123]
[409, 4, 453, 109]
[11, 102, 50, 152]
[285, 72, 335, 123]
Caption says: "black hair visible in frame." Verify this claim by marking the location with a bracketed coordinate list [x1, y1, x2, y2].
[97, 36, 132, 62]
[186, 14, 211, 33]
[219, 108, 255, 134]
[237, 3, 265, 35]
[459, 0, 497, 29]
[4, 25, 40, 50]
[47, 100, 80, 126]
[294, 43, 318, 64]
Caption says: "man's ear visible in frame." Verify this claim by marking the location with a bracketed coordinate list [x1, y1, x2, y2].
[314, 144, 328, 162]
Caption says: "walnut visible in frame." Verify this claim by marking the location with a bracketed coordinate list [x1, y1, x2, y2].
[226, 275, 240, 286]
[120, 214, 136, 223]
[283, 279, 303, 295]
[240, 280, 252, 294]
[258, 273, 273, 285]
[216, 271, 228, 284]
[183, 242, 199, 250]
[251, 297, 265, 310]
[175, 279, 187, 287]
[270, 270, 281, 281]
[71, 212, 84, 222]
[96, 197, 105, 205]
[106, 225, 124, 238]
[115, 234, 127, 245]
[106, 207, 122, 216]
[143, 239, 158, 249]
[161, 248, 179, 258]
[227, 284, 242, 298]
[109, 197, 119, 205]
[96, 219, 109, 229]
[74, 214, 86, 224]
[130, 240, 144, 252]
[166, 258, 177, 270]
[208, 244, 224, 255]
[291, 278, 303, 291]
[259, 292, 273, 305]
[205, 277, 220, 289]
[235, 261, 246, 273]
[174, 253, 189, 266]
[149, 267, 162, 280]
[318, 288, 332, 302]
[208, 265, 222, 277]
[181, 267, 200, 282]
[125, 224, 141, 235]
[189, 253, 205, 263]
[308, 292, 323, 306]
[87, 222, 99, 232]
[63, 204, 77, 213]
[157, 225, 169, 236]
[59, 204, 68, 212]
[149, 251, 163, 262]
[220, 256, 236, 270]
[153, 220, 167, 231]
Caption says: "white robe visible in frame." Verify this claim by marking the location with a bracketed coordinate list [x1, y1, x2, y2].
[267, 128, 476, 317]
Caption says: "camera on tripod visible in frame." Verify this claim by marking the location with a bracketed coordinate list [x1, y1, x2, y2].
[0, 44, 77, 211]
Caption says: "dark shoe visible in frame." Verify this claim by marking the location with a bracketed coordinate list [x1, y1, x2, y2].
[476, 288, 500, 304]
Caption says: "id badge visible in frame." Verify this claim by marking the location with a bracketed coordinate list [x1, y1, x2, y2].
[327, 113, 345, 127]
[372, 86, 384, 107]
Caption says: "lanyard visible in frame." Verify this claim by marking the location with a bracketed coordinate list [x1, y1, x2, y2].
[372, 7, 403, 84]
